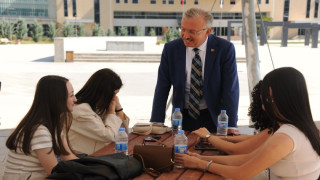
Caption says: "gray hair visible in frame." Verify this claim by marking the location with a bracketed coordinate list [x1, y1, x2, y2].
[183, 8, 213, 28]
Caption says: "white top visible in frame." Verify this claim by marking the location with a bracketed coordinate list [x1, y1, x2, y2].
[184, 37, 208, 110]
[269, 124, 320, 179]
[4, 125, 52, 175]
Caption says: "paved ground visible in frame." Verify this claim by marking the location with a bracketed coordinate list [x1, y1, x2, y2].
[0, 41, 320, 178]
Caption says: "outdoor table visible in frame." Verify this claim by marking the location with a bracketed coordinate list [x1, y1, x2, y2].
[91, 131, 224, 180]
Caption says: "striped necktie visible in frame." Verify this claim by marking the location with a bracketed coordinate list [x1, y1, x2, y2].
[188, 48, 203, 119]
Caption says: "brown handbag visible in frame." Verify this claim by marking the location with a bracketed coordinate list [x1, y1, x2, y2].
[133, 137, 174, 177]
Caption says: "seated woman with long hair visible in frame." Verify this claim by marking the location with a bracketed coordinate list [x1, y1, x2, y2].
[68, 68, 129, 155]
[175, 67, 320, 179]
[194, 80, 272, 155]
[4, 75, 78, 179]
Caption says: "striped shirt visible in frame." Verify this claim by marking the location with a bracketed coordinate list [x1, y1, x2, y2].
[4, 125, 52, 174]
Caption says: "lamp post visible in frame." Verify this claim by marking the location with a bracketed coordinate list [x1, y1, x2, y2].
[7, 7, 15, 42]
[74, 15, 77, 37]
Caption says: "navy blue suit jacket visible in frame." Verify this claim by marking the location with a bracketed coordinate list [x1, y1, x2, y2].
[150, 34, 239, 127]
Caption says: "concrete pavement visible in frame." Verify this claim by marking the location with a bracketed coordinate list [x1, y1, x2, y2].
[1, 41, 320, 178]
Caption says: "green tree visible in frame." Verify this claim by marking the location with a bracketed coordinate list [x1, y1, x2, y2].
[47, 22, 57, 41]
[0, 19, 10, 39]
[173, 28, 181, 39]
[135, 26, 143, 36]
[30, 21, 43, 42]
[163, 27, 174, 42]
[257, 16, 273, 36]
[61, 22, 74, 37]
[148, 28, 156, 36]
[78, 23, 85, 36]
[92, 24, 104, 36]
[106, 28, 115, 36]
[118, 26, 128, 36]
[15, 18, 27, 41]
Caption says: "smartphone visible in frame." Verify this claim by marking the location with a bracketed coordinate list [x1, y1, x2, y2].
[144, 136, 161, 142]
[194, 138, 217, 151]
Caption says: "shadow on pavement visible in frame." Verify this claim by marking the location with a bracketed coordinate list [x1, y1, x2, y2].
[32, 56, 54, 62]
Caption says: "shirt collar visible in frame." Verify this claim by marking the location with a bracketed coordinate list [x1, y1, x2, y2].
[187, 36, 208, 52]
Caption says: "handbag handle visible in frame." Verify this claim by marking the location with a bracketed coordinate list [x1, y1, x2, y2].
[133, 153, 174, 178]
[143, 137, 167, 147]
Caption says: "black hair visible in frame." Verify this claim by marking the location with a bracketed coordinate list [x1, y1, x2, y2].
[76, 68, 123, 116]
[261, 67, 320, 155]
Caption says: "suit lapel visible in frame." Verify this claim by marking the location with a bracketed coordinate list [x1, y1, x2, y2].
[204, 35, 218, 86]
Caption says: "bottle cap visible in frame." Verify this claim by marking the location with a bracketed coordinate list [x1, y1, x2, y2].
[178, 130, 184, 134]
[119, 128, 125, 131]
[221, 110, 226, 113]
[175, 108, 180, 111]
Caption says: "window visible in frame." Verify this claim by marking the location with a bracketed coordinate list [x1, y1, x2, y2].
[283, 0, 290, 21]
[257, 0, 261, 4]
[265, 0, 269, 4]
[181, 0, 186, 5]
[150, 0, 156, 4]
[94, 0, 100, 24]
[314, 0, 319, 18]
[230, 0, 235, 5]
[194, 0, 198, 4]
[298, 28, 306, 35]
[132, 0, 138, 3]
[163, 0, 166, 4]
[306, 0, 311, 18]
[64, 0, 68, 17]
[169, 0, 174, 4]
[116, 0, 120, 3]
[72, 0, 77, 17]
[124, 0, 128, 3]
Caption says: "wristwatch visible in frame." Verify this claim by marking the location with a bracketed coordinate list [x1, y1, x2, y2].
[205, 133, 212, 139]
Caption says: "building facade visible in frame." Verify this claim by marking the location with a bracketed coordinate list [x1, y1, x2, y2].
[1, 0, 320, 39]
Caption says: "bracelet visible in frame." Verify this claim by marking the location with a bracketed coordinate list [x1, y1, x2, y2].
[115, 108, 123, 112]
[204, 160, 213, 172]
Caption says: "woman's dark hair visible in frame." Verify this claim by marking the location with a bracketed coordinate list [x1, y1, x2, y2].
[261, 67, 320, 155]
[75, 68, 123, 116]
[6, 75, 73, 155]
[248, 80, 272, 132]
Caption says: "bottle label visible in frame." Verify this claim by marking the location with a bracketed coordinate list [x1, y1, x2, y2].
[218, 122, 228, 128]
[115, 142, 128, 151]
[175, 145, 188, 154]
[172, 119, 182, 126]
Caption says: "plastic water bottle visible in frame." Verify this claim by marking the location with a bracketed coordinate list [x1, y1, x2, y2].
[216, 110, 228, 136]
[115, 128, 128, 155]
[172, 108, 183, 135]
[174, 130, 188, 168]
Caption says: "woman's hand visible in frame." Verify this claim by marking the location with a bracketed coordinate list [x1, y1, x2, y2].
[175, 152, 202, 169]
[192, 127, 210, 138]
[113, 95, 122, 111]
[107, 99, 116, 114]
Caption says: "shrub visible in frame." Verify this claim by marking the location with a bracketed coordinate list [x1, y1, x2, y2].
[135, 26, 143, 36]
[61, 22, 74, 37]
[148, 28, 156, 36]
[47, 22, 57, 41]
[106, 28, 115, 36]
[92, 24, 104, 36]
[15, 18, 27, 40]
[78, 23, 85, 36]
[30, 21, 43, 42]
[118, 26, 128, 36]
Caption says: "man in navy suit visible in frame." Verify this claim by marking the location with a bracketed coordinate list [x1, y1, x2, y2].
[150, 8, 239, 134]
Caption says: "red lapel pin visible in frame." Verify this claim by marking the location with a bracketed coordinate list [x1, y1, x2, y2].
[211, 49, 215, 52]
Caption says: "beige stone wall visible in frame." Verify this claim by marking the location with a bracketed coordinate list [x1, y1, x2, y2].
[54, 0, 319, 39]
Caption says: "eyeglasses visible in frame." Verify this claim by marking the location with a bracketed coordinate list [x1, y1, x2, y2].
[180, 28, 208, 35]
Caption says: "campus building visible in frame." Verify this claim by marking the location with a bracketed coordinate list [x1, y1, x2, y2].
[1, 0, 320, 39]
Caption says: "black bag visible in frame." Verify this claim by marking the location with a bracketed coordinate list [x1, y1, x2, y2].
[47, 152, 143, 180]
